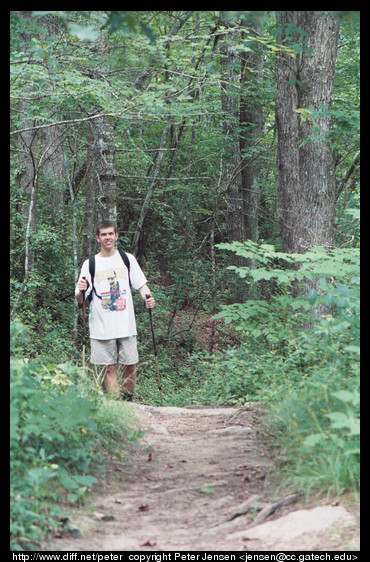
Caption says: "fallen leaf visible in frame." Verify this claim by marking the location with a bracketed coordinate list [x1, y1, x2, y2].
[101, 514, 116, 521]
[148, 452, 153, 462]
[93, 511, 105, 519]
[140, 539, 157, 547]
[165, 463, 174, 469]
[94, 512, 116, 521]
[200, 487, 215, 494]
[138, 504, 150, 512]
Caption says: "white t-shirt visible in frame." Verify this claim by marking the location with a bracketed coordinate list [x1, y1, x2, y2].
[76, 251, 147, 340]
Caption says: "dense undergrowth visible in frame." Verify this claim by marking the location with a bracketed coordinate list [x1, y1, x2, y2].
[198, 242, 360, 497]
[10, 330, 142, 551]
[138, 241, 360, 497]
[10, 241, 359, 550]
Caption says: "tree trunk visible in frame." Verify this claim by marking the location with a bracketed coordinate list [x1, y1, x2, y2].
[40, 124, 65, 221]
[240, 45, 265, 244]
[219, 21, 245, 262]
[92, 116, 117, 225]
[82, 127, 96, 261]
[132, 121, 171, 257]
[275, 11, 340, 255]
[38, 14, 66, 221]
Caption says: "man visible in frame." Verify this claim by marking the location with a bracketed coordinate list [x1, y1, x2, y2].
[75, 220, 155, 400]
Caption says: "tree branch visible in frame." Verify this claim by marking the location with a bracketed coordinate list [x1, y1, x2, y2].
[10, 112, 125, 136]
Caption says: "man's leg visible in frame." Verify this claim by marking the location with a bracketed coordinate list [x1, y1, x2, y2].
[104, 364, 120, 398]
[117, 336, 139, 400]
[121, 364, 136, 400]
[91, 339, 120, 398]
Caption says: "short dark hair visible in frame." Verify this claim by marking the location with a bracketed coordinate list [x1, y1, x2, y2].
[96, 220, 117, 236]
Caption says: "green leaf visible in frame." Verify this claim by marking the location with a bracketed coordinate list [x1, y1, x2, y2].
[332, 390, 356, 403]
[67, 23, 100, 42]
[343, 440, 360, 456]
[303, 433, 324, 447]
[326, 412, 360, 435]
[200, 487, 215, 494]
[326, 412, 349, 428]
[307, 289, 318, 305]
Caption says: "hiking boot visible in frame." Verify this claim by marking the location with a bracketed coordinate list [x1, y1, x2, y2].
[121, 392, 133, 402]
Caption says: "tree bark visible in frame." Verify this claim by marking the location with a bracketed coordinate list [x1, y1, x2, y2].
[275, 11, 340, 255]
[219, 15, 266, 272]
[92, 117, 117, 225]
[219, 19, 245, 263]
[240, 45, 265, 244]
[82, 130, 96, 262]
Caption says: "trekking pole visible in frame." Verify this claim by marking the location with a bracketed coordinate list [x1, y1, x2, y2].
[146, 294, 163, 406]
[82, 277, 87, 381]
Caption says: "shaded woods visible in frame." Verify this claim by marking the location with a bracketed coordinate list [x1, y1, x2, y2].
[10, 11, 359, 550]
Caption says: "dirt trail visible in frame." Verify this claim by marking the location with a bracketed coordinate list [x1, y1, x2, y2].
[43, 405, 359, 552]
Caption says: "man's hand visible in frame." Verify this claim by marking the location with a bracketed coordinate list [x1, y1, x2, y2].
[145, 294, 156, 309]
[77, 278, 89, 293]
[139, 284, 155, 307]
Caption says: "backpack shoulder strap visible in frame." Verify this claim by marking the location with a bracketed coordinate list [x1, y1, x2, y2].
[118, 250, 131, 286]
[87, 256, 102, 302]
[88, 255, 95, 279]
[87, 251, 131, 302]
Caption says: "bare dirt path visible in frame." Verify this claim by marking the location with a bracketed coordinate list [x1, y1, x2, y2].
[43, 405, 359, 552]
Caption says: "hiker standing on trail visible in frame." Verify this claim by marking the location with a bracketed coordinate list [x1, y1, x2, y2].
[75, 220, 155, 400]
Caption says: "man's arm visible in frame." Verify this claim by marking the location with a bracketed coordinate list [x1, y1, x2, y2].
[138, 284, 155, 308]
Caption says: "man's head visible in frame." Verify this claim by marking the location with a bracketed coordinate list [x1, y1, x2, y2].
[96, 220, 117, 236]
[96, 220, 119, 253]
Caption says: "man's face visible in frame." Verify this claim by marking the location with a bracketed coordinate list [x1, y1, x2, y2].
[96, 227, 119, 251]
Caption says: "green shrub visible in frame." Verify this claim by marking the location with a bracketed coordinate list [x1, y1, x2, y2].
[209, 241, 360, 495]
[10, 358, 97, 549]
[10, 325, 141, 550]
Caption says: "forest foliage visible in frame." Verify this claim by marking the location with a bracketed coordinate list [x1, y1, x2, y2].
[10, 11, 359, 550]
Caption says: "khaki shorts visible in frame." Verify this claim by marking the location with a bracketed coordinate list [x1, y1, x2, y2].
[90, 336, 139, 365]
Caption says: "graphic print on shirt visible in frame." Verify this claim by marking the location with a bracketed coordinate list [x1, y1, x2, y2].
[96, 267, 127, 312]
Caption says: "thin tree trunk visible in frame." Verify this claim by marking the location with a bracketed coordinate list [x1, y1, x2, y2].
[82, 127, 95, 261]
[239, 43, 265, 245]
[40, 124, 65, 221]
[92, 117, 117, 225]
[209, 218, 217, 353]
[220, 23, 244, 256]
[11, 171, 38, 321]
[131, 122, 172, 256]
[64, 154, 80, 345]
[38, 13, 66, 221]
[12, 129, 63, 319]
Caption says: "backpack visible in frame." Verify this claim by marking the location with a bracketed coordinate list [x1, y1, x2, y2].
[87, 250, 131, 303]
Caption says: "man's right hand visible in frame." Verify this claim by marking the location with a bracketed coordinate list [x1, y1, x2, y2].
[77, 277, 89, 293]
